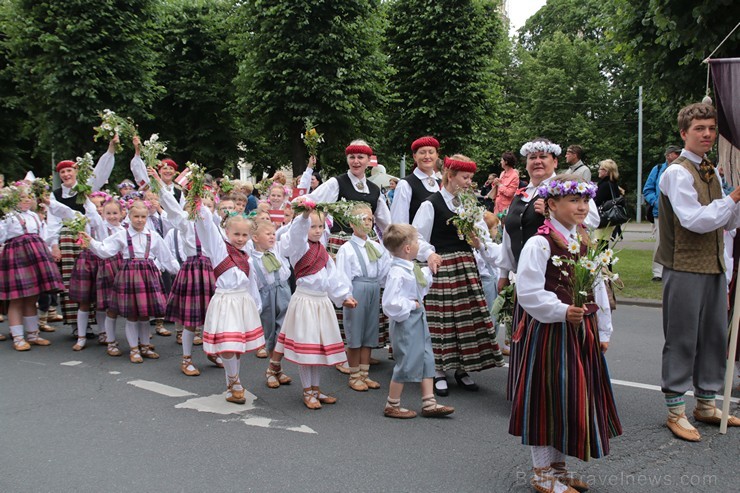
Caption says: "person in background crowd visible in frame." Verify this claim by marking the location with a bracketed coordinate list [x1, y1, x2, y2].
[643, 145, 681, 282]
[563, 144, 590, 181]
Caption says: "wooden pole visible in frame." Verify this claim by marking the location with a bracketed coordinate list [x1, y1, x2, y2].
[720, 283, 740, 433]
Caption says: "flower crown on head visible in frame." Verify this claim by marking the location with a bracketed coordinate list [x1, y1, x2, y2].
[520, 141, 562, 157]
[90, 191, 111, 201]
[537, 180, 597, 199]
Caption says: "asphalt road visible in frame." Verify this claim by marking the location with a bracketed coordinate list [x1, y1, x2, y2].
[1, 305, 738, 493]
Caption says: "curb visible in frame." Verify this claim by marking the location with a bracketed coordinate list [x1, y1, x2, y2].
[616, 297, 661, 308]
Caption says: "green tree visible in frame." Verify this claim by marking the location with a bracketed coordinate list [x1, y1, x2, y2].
[148, 0, 240, 176]
[384, 0, 507, 171]
[231, 0, 389, 179]
[1, 0, 163, 172]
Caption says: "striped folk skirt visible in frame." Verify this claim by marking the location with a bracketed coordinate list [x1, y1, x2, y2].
[424, 251, 499, 372]
[166, 255, 215, 327]
[68, 249, 102, 304]
[109, 259, 167, 319]
[275, 286, 347, 366]
[0, 234, 64, 300]
[96, 254, 123, 311]
[506, 298, 529, 401]
[58, 229, 83, 324]
[508, 314, 622, 461]
[202, 288, 264, 355]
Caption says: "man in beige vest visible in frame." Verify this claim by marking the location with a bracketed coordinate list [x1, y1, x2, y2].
[655, 102, 740, 441]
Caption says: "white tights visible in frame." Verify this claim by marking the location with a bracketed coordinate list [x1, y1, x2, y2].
[298, 365, 321, 389]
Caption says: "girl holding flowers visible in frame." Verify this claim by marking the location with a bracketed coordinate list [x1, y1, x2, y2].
[412, 155, 504, 396]
[509, 174, 620, 493]
[82, 199, 180, 363]
[0, 183, 64, 350]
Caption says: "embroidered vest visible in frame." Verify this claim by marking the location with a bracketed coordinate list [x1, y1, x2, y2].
[504, 195, 545, 266]
[404, 172, 438, 223]
[331, 174, 380, 234]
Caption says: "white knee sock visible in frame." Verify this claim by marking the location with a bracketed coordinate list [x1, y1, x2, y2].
[182, 328, 195, 356]
[23, 315, 39, 333]
[550, 447, 565, 464]
[138, 321, 150, 346]
[298, 365, 312, 388]
[10, 325, 25, 338]
[105, 316, 116, 343]
[531, 446, 552, 468]
[77, 311, 89, 340]
[124, 321, 139, 348]
[96, 311, 107, 335]
[311, 366, 321, 388]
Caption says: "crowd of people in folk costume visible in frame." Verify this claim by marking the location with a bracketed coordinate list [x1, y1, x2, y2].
[1, 101, 738, 493]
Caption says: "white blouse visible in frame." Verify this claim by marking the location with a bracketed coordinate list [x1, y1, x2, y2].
[87, 225, 180, 275]
[250, 244, 292, 289]
[159, 188, 200, 258]
[382, 258, 432, 323]
[515, 216, 613, 342]
[193, 206, 262, 312]
[412, 187, 500, 266]
[335, 235, 391, 292]
[284, 214, 351, 307]
[305, 171, 391, 233]
[498, 172, 600, 278]
[390, 168, 440, 224]
[0, 210, 46, 244]
[659, 149, 740, 233]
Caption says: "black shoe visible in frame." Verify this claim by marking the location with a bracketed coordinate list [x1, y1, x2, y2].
[454, 370, 479, 391]
[433, 376, 449, 397]
[651, 276, 662, 282]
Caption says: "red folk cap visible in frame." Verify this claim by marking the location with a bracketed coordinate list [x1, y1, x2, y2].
[55, 160, 76, 172]
[411, 136, 440, 152]
[443, 156, 477, 173]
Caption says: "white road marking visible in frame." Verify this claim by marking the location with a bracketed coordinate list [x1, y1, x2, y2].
[611, 378, 739, 403]
[20, 360, 47, 366]
[242, 416, 272, 428]
[109, 371, 121, 375]
[127, 379, 196, 397]
[241, 416, 317, 434]
[175, 392, 257, 414]
[60, 361, 82, 366]
[286, 425, 318, 434]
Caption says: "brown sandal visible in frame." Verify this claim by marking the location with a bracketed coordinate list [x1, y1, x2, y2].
[181, 356, 200, 376]
[13, 336, 31, 351]
[312, 387, 336, 404]
[302, 389, 321, 410]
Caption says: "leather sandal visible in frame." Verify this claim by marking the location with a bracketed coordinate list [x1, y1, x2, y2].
[226, 380, 246, 404]
[335, 363, 351, 374]
[265, 367, 281, 389]
[531, 467, 578, 493]
[312, 387, 336, 404]
[384, 405, 417, 419]
[207, 353, 224, 368]
[72, 340, 86, 351]
[38, 322, 56, 332]
[277, 371, 292, 385]
[193, 330, 203, 345]
[421, 397, 454, 417]
[0, 333, 7, 341]
[181, 356, 200, 376]
[13, 336, 31, 351]
[693, 407, 740, 427]
[666, 413, 701, 442]
[26, 332, 51, 346]
[361, 372, 381, 390]
[255, 347, 268, 358]
[139, 344, 160, 359]
[302, 389, 322, 410]
[550, 463, 589, 492]
[130, 347, 144, 364]
[106, 342, 122, 357]
[155, 320, 171, 336]
[349, 374, 369, 392]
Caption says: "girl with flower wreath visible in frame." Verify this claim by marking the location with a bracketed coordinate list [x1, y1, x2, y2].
[0, 182, 64, 351]
[412, 154, 505, 396]
[509, 173, 621, 493]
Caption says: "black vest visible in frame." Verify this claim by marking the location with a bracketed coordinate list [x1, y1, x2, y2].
[53, 188, 85, 213]
[503, 195, 545, 266]
[331, 173, 380, 234]
[404, 172, 439, 223]
[171, 186, 182, 203]
[428, 192, 471, 254]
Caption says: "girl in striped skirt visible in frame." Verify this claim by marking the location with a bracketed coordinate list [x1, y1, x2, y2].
[83, 200, 180, 363]
[274, 205, 357, 410]
[0, 185, 64, 350]
[509, 176, 620, 493]
[412, 155, 505, 397]
[194, 207, 264, 404]
[156, 180, 218, 377]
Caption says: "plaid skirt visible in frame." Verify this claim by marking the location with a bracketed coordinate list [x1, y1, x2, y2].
[58, 229, 82, 324]
[96, 254, 123, 311]
[509, 314, 622, 461]
[166, 255, 215, 327]
[424, 251, 499, 372]
[0, 234, 64, 300]
[506, 298, 529, 401]
[68, 249, 101, 303]
[330, 231, 389, 347]
[110, 259, 167, 319]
